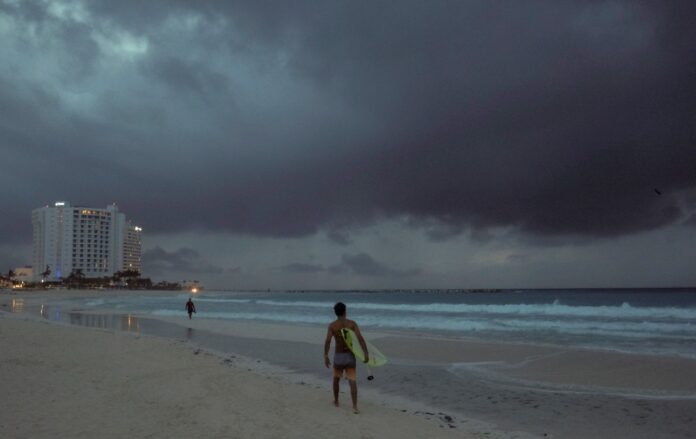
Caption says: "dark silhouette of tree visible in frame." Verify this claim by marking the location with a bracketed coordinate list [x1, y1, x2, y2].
[112, 269, 140, 280]
[123, 269, 141, 278]
[41, 265, 51, 280]
[7, 269, 15, 279]
[66, 269, 86, 288]
[112, 269, 141, 289]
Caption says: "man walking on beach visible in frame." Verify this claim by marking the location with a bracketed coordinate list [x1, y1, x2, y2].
[185, 298, 196, 319]
[324, 302, 369, 413]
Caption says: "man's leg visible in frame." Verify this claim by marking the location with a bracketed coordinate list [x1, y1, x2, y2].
[332, 374, 341, 406]
[348, 379, 359, 413]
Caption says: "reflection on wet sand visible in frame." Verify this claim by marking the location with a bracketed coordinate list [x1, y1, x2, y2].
[30, 307, 192, 341]
[68, 313, 142, 332]
[11, 298, 24, 313]
[126, 314, 140, 332]
[3, 299, 187, 341]
[40, 304, 62, 321]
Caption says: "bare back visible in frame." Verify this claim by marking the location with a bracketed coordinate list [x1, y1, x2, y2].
[327, 318, 359, 354]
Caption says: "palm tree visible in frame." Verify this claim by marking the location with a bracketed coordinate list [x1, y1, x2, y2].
[7, 269, 15, 279]
[66, 269, 86, 288]
[73, 268, 85, 285]
[122, 269, 141, 279]
[114, 269, 140, 288]
[41, 265, 51, 281]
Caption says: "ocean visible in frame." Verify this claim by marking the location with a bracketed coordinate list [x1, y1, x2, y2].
[39, 288, 696, 359]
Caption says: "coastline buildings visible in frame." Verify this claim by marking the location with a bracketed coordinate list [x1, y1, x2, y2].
[122, 224, 143, 272]
[12, 266, 33, 282]
[32, 202, 142, 282]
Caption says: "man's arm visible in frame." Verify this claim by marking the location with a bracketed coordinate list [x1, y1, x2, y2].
[352, 323, 370, 363]
[323, 327, 333, 368]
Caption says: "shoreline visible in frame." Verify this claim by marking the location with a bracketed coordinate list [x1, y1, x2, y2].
[6, 287, 696, 359]
[14, 293, 696, 397]
[4, 290, 696, 438]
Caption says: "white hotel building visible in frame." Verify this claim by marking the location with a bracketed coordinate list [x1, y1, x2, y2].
[32, 202, 142, 281]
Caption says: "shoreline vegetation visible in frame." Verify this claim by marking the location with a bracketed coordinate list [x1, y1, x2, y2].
[3, 267, 692, 294]
[0, 269, 200, 292]
[4, 285, 696, 294]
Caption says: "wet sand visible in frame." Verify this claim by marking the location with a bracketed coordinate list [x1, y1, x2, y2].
[150, 315, 696, 438]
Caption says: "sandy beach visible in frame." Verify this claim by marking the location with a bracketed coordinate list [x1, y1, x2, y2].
[0, 312, 468, 439]
[3, 290, 696, 438]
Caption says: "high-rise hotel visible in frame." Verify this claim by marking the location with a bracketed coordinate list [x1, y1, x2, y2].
[32, 202, 142, 281]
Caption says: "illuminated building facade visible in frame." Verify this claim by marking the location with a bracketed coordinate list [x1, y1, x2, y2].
[122, 224, 143, 272]
[32, 202, 143, 281]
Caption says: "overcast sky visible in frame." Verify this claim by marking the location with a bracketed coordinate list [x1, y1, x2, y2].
[1, 0, 695, 289]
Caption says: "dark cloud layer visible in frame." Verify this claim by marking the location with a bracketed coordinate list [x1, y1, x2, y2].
[279, 263, 325, 274]
[1, 0, 695, 245]
[142, 247, 223, 275]
[335, 253, 421, 278]
[279, 253, 419, 278]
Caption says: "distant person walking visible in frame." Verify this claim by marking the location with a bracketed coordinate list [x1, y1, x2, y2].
[324, 302, 369, 413]
[185, 298, 196, 319]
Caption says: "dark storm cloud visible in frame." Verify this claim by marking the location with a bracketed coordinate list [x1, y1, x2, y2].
[326, 230, 352, 246]
[334, 253, 420, 278]
[1, 0, 695, 246]
[278, 263, 325, 274]
[142, 247, 224, 275]
[141, 55, 230, 97]
[506, 254, 529, 264]
[278, 253, 419, 278]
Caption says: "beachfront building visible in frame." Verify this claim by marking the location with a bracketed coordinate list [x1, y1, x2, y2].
[31, 202, 143, 282]
[0, 277, 11, 289]
[121, 224, 143, 272]
[12, 266, 33, 283]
